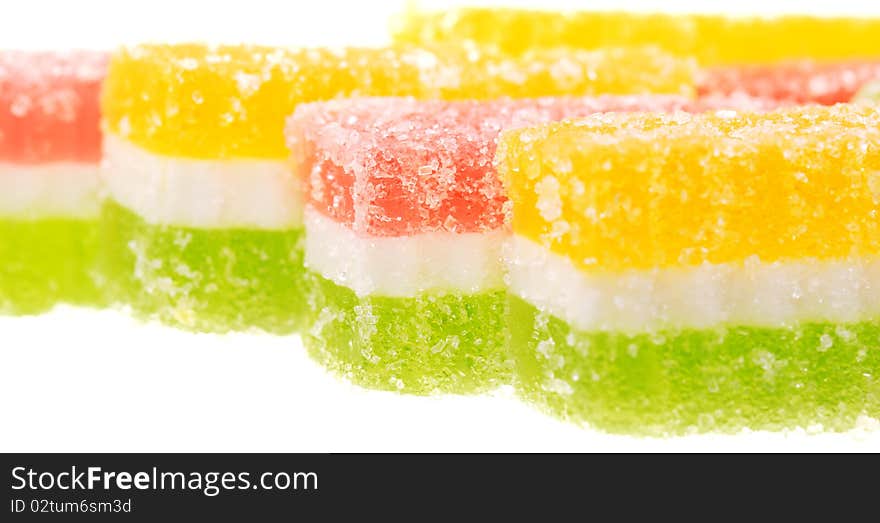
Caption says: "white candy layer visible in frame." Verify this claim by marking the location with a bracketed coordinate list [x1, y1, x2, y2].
[103, 133, 302, 229]
[508, 235, 880, 333]
[0, 162, 100, 219]
[305, 207, 505, 297]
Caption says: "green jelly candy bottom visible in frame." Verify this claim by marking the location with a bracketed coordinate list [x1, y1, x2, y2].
[100, 200, 308, 334]
[304, 271, 512, 395]
[510, 294, 880, 435]
[0, 217, 103, 314]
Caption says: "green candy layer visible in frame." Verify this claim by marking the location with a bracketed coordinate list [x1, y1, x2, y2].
[304, 271, 511, 394]
[0, 218, 103, 314]
[510, 294, 880, 435]
[100, 200, 308, 334]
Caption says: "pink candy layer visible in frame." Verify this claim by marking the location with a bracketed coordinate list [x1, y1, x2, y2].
[0, 50, 107, 164]
[698, 61, 880, 105]
[288, 95, 786, 237]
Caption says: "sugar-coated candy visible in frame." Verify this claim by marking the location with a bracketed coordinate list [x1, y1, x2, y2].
[395, 8, 880, 65]
[853, 81, 880, 104]
[498, 104, 880, 434]
[101, 43, 694, 333]
[0, 51, 107, 314]
[699, 61, 880, 105]
[103, 44, 694, 159]
[285, 94, 776, 394]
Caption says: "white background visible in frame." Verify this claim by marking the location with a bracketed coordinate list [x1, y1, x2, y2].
[2, 0, 880, 452]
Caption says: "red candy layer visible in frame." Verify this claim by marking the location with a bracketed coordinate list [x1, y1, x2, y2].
[288, 95, 786, 237]
[698, 61, 880, 105]
[0, 51, 107, 164]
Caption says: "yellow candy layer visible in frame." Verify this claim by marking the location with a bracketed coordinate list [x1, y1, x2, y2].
[498, 105, 880, 272]
[101, 43, 695, 159]
[395, 8, 880, 65]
